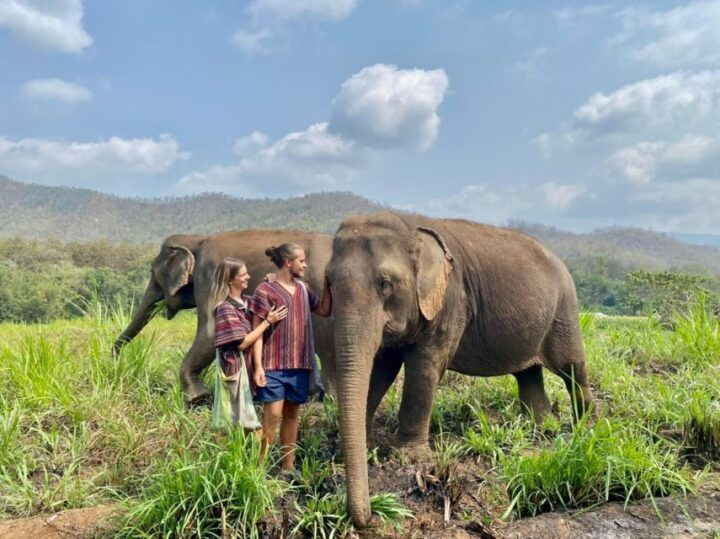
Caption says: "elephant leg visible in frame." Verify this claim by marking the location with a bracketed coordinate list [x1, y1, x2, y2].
[544, 320, 595, 423]
[396, 347, 444, 453]
[366, 349, 404, 445]
[179, 329, 215, 405]
[513, 364, 552, 422]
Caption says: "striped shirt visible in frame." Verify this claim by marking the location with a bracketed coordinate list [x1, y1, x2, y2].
[214, 296, 252, 377]
[249, 279, 319, 371]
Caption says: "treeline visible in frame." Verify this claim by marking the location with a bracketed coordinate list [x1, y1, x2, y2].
[0, 238, 154, 323]
[1, 237, 719, 324]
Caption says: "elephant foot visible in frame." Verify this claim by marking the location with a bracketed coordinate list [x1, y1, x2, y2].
[184, 383, 212, 408]
[392, 436, 432, 464]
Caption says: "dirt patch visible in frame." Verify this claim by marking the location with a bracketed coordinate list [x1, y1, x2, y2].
[0, 505, 116, 539]
[499, 494, 720, 538]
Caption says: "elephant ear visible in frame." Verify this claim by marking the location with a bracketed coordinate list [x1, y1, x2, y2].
[415, 226, 454, 321]
[164, 245, 195, 296]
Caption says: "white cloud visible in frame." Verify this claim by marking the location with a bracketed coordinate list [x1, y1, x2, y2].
[611, 135, 718, 184]
[230, 27, 275, 55]
[509, 47, 548, 78]
[177, 123, 360, 196]
[233, 0, 358, 53]
[232, 131, 269, 156]
[405, 181, 587, 224]
[0, 134, 188, 186]
[329, 64, 449, 150]
[0, 0, 92, 53]
[542, 182, 586, 209]
[21, 78, 93, 103]
[247, 0, 358, 23]
[618, 1, 720, 68]
[573, 71, 720, 136]
[178, 64, 448, 196]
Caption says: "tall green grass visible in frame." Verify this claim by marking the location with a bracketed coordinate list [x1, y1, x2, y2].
[501, 418, 695, 517]
[117, 431, 284, 538]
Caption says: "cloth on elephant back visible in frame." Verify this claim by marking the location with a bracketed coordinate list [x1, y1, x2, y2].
[249, 279, 319, 371]
[214, 296, 254, 389]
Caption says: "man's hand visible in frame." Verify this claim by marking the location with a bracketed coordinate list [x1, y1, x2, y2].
[254, 366, 267, 387]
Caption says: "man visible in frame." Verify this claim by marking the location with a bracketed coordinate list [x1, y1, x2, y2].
[250, 243, 331, 470]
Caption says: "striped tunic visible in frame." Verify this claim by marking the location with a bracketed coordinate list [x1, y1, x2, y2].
[214, 296, 252, 377]
[249, 279, 319, 371]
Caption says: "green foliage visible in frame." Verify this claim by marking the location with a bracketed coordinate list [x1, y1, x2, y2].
[500, 418, 695, 518]
[117, 431, 285, 539]
[682, 392, 720, 461]
[626, 270, 720, 319]
[0, 237, 152, 323]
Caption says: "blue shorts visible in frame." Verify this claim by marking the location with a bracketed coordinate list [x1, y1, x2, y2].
[254, 369, 310, 404]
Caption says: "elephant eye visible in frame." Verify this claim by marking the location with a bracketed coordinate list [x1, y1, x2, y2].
[380, 278, 393, 296]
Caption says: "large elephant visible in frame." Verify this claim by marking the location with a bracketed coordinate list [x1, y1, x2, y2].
[113, 230, 335, 403]
[325, 212, 594, 527]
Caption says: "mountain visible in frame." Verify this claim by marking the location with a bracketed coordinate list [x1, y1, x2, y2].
[513, 222, 720, 275]
[0, 176, 387, 243]
[2, 175, 720, 275]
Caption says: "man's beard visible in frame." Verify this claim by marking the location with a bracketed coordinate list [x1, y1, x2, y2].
[290, 267, 304, 279]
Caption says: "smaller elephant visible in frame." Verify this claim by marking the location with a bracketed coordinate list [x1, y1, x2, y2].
[326, 212, 594, 527]
[113, 229, 336, 403]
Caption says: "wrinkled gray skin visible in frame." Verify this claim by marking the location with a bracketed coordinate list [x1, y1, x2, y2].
[113, 230, 335, 402]
[326, 212, 594, 528]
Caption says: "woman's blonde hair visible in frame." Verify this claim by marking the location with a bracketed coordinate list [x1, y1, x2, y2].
[206, 257, 246, 335]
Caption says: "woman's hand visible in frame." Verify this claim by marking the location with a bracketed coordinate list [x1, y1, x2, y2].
[254, 366, 267, 387]
[266, 305, 288, 324]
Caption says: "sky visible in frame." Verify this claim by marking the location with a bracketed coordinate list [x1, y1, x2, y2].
[1, 0, 720, 233]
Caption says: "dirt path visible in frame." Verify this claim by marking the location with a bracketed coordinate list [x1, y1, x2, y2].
[0, 506, 115, 539]
[2, 495, 720, 538]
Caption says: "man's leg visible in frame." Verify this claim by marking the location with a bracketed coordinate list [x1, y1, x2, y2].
[280, 400, 301, 470]
[260, 400, 284, 461]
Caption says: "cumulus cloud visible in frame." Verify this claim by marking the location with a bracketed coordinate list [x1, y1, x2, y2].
[0, 0, 92, 53]
[0, 134, 188, 186]
[573, 71, 720, 136]
[611, 135, 718, 184]
[177, 123, 360, 196]
[618, 1, 720, 68]
[329, 64, 449, 150]
[178, 64, 448, 196]
[21, 78, 93, 104]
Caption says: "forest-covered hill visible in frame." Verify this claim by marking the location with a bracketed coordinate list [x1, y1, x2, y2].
[2, 175, 720, 275]
[0, 176, 386, 241]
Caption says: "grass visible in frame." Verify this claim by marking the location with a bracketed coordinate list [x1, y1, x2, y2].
[500, 417, 696, 517]
[0, 295, 719, 534]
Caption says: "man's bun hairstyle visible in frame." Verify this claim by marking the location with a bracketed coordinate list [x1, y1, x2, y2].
[266, 243, 302, 269]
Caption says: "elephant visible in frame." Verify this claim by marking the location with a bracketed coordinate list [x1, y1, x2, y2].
[113, 229, 335, 403]
[325, 212, 594, 527]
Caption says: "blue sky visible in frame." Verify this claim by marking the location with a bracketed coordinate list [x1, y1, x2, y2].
[1, 0, 720, 233]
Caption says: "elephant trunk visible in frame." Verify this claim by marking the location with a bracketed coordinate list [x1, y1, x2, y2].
[335, 303, 384, 528]
[112, 280, 163, 356]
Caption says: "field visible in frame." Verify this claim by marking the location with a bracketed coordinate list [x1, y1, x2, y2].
[1, 301, 720, 537]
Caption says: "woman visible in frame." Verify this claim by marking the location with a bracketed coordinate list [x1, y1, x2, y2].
[209, 257, 287, 431]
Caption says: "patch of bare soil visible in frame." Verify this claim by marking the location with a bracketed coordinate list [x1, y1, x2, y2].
[0, 505, 116, 539]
